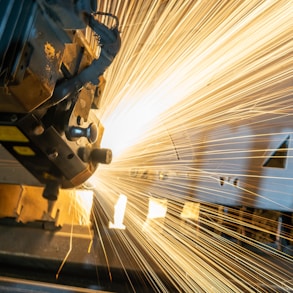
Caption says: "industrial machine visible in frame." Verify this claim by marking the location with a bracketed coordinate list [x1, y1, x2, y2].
[0, 1, 140, 291]
[0, 1, 292, 292]
[0, 0, 120, 201]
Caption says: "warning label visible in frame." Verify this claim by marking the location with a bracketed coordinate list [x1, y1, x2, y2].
[0, 126, 29, 142]
[13, 146, 35, 156]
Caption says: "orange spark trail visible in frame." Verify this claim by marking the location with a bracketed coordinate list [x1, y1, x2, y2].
[89, 1, 293, 291]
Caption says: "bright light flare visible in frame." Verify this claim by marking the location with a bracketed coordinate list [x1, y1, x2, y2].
[73, 189, 94, 225]
[98, 0, 292, 161]
[109, 193, 127, 229]
[91, 0, 293, 291]
[147, 198, 167, 219]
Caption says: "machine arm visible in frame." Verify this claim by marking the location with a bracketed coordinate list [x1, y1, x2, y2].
[46, 13, 121, 107]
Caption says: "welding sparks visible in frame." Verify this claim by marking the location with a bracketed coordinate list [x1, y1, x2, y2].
[90, 0, 293, 291]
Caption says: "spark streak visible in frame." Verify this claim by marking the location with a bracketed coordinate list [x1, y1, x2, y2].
[90, 0, 293, 291]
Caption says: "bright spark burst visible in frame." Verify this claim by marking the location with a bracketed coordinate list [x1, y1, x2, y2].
[90, 0, 293, 291]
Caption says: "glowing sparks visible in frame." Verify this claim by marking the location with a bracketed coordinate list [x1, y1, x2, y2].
[90, 0, 293, 291]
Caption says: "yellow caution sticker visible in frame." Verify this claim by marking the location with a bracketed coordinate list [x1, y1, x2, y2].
[13, 146, 35, 156]
[0, 126, 29, 142]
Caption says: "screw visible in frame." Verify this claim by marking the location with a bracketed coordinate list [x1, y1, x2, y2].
[47, 149, 58, 160]
[33, 124, 45, 135]
[10, 114, 18, 122]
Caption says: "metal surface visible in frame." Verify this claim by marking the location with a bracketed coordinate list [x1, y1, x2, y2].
[0, 276, 108, 293]
[0, 0, 65, 113]
[0, 184, 291, 291]
[0, 184, 173, 291]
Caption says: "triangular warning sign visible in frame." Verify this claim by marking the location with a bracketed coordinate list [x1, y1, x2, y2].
[263, 136, 289, 168]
